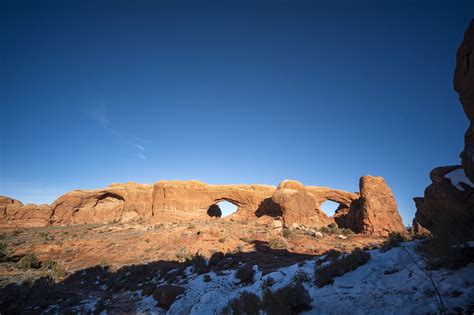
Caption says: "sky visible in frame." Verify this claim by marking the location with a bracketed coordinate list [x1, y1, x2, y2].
[1, 0, 473, 225]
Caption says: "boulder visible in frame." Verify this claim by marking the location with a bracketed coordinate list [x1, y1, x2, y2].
[454, 19, 474, 182]
[412, 166, 474, 239]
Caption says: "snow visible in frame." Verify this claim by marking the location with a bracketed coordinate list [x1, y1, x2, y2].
[445, 168, 474, 191]
[165, 241, 474, 314]
[61, 241, 474, 314]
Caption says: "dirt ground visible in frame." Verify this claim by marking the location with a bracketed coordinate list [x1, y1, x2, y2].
[0, 218, 387, 286]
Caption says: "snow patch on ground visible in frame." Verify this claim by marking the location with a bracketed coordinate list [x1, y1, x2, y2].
[163, 241, 474, 314]
[445, 168, 474, 191]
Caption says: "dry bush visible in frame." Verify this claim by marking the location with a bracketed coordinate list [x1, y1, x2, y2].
[18, 254, 40, 270]
[223, 291, 260, 315]
[315, 248, 371, 288]
[261, 283, 312, 315]
[380, 232, 406, 252]
[268, 237, 288, 250]
[235, 265, 255, 284]
[292, 270, 311, 284]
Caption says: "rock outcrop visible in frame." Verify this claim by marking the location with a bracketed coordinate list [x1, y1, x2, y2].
[454, 19, 474, 182]
[2, 177, 406, 236]
[412, 20, 474, 237]
[271, 176, 405, 236]
[357, 176, 405, 236]
[413, 166, 474, 238]
[0, 196, 52, 228]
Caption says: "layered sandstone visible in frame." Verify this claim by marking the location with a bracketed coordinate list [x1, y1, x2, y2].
[0, 196, 52, 228]
[2, 177, 406, 236]
[271, 177, 405, 236]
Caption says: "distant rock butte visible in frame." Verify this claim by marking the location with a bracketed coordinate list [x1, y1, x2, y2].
[0, 176, 405, 236]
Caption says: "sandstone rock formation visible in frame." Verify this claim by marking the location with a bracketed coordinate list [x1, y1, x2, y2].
[271, 177, 405, 236]
[412, 20, 474, 237]
[413, 166, 474, 239]
[2, 177, 406, 236]
[0, 196, 52, 228]
[454, 19, 474, 182]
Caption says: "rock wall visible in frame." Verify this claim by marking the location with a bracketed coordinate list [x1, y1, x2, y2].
[0, 196, 52, 228]
[1, 177, 406, 236]
[454, 19, 474, 182]
[412, 20, 474, 238]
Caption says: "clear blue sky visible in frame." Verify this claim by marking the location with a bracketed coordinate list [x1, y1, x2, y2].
[1, 1, 472, 225]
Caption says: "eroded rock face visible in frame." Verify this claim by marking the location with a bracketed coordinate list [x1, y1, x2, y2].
[412, 21, 474, 237]
[151, 180, 277, 222]
[272, 180, 358, 228]
[413, 166, 474, 238]
[271, 177, 405, 236]
[454, 19, 474, 182]
[358, 176, 405, 236]
[0, 196, 52, 228]
[2, 177, 405, 236]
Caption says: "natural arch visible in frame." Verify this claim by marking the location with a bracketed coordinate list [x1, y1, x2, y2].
[207, 200, 239, 218]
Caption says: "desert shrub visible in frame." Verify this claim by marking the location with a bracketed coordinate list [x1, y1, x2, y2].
[261, 283, 312, 315]
[319, 226, 331, 234]
[268, 237, 288, 250]
[154, 223, 164, 230]
[0, 233, 5, 240]
[292, 270, 311, 284]
[380, 232, 406, 252]
[235, 265, 255, 284]
[315, 248, 371, 288]
[44, 260, 68, 280]
[18, 254, 40, 270]
[325, 249, 342, 261]
[0, 243, 7, 260]
[261, 276, 275, 289]
[187, 224, 195, 229]
[192, 253, 209, 274]
[223, 291, 260, 315]
[219, 237, 226, 243]
[176, 247, 193, 262]
[340, 228, 354, 236]
[282, 228, 292, 239]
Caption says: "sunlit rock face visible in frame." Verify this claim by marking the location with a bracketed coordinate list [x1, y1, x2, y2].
[1, 176, 406, 236]
[271, 177, 405, 237]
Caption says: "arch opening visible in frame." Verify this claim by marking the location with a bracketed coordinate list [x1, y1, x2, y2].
[320, 200, 341, 217]
[207, 200, 238, 218]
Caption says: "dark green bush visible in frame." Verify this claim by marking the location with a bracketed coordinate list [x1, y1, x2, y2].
[18, 253, 40, 270]
[380, 232, 406, 252]
[315, 248, 371, 288]
[223, 291, 261, 315]
[235, 265, 255, 284]
[292, 270, 311, 284]
[261, 283, 312, 315]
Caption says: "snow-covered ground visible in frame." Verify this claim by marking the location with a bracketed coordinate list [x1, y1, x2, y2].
[121, 241, 473, 315]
